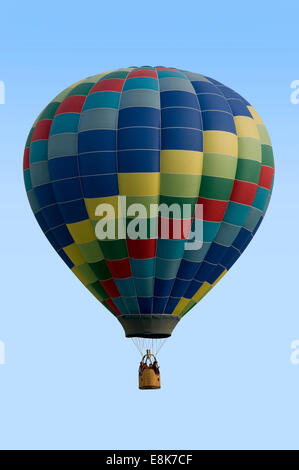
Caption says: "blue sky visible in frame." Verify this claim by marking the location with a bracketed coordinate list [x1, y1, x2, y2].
[0, 0, 298, 450]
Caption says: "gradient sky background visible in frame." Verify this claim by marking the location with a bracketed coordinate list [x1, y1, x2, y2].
[0, 0, 298, 450]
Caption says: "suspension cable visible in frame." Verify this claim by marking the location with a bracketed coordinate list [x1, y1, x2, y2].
[131, 337, 168, 357]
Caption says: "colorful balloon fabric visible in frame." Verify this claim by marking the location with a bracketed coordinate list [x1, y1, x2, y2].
[23, 66, 274, 338]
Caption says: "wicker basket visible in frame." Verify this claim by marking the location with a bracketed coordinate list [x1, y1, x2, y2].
[138, 349, 161, 390]
[139, 367, 161, 389]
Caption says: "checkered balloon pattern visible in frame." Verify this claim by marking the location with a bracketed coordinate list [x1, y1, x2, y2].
[23, 66, 274, 323]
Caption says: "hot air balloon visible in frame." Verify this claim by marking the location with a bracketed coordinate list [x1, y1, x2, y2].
[23, 66, 274, 389]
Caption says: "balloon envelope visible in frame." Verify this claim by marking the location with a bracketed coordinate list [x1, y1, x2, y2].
[23, 66, 274, 338]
